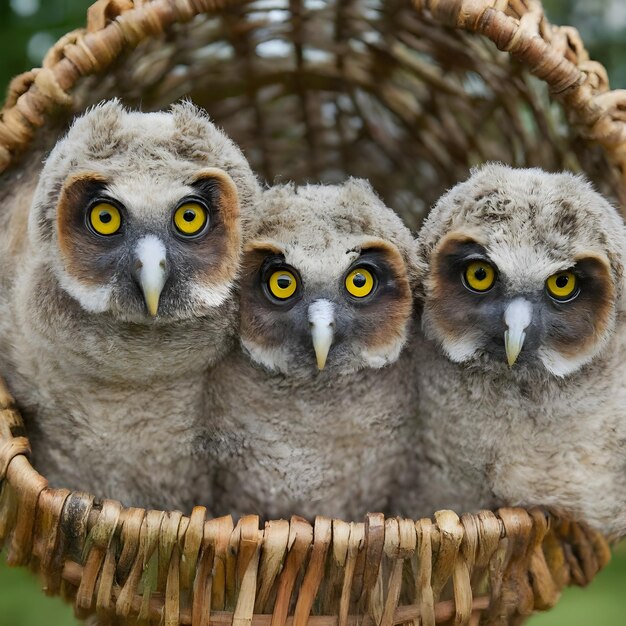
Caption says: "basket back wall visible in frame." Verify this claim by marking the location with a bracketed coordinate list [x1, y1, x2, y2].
[0, 0, 623, 625]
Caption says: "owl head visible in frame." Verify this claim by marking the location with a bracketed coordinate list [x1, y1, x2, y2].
[29, 99, 260, 323]
[417, 163, 626, 377]
[238, 179, 418, 377]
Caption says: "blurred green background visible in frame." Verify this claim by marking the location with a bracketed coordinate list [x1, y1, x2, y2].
[1, 0, 625, 624]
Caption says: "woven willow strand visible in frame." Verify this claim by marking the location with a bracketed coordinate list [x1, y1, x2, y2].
[415, 1, 626, 166]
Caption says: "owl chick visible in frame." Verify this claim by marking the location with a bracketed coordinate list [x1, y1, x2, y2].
[203, 179, 420, 521]
[401, 163, 626, 537]
[0, 100, 260, 511]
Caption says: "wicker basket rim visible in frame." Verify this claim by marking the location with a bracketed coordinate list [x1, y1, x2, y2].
[0, 0, 625, 185]
[0, 375, 613, 624]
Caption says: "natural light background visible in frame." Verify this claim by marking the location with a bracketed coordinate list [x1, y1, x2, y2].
[1, 1, 625, 624]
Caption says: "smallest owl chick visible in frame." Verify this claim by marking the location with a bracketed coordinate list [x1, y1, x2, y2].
[203, 179, 420, 521]
[401, 164, 626, 538]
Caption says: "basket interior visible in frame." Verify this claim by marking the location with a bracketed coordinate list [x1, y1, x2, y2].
[39, 0, 619, 230]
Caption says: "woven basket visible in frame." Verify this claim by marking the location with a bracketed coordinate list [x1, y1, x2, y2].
[0, 0, 622, 624]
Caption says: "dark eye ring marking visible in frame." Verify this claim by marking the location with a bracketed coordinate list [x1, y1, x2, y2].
[85, 197, 125, 238]
[344, 265, 377, 299]
[546, 270, 580, 303]
[260, 256, 303, 305]
[172, 196, 211, 239]
[461, 258, 497, 294]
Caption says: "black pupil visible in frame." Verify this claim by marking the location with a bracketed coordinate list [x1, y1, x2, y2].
[99, 211, 112, 224]
[277, 275, 292, 289]
[474, 267, 487, 281]
[183, 210, 197, 222]
[353, 273, 367, 288]
[556, 275, 569, 288]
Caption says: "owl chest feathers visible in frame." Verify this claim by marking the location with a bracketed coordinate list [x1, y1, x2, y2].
[203, 348, 417, 519]
[2, 253, 233, 511]
[412, 327, 626, 533]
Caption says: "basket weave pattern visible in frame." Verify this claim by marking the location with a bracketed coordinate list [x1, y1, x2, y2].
[0, 376, 613, 625]
[2, 0, 626, 217]
[0, 0, 623, 624]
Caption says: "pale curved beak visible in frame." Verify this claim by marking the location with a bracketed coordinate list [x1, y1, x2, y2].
[308, 299, 335, 370]
[134, 236, 168, 317]
[504, 298, 532, 366]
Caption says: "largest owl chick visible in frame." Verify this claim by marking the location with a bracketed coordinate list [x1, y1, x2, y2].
[203, 179, 420, 521]
[401, 164, 626, 537]
[0, 100, 260, 511]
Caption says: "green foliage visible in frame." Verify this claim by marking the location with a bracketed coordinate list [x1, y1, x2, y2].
[0, 0, 91, 103]
[532, 542, 626, 625]
[1, 544, 626, 625]
[0, 558, 79, 626]
[544, 0, 626, 87]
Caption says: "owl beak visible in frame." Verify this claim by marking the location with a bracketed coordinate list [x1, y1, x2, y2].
[504, 298, 533, 366]
[308, 299, 335, 370]
[134, 236, 168, 317]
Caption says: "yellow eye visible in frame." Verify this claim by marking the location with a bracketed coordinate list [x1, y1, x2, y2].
[345, 268, 375, 298]
[174, 202, 208, 236]
[546, 271, 578, 301]
[268, 269, 298, 300]
[89, 203, 121, 236]
[464, 261, 496, 293]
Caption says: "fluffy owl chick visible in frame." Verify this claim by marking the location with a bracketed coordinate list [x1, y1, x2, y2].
[0, 100, 260, 511]
[401, 163, 626, 537]
[203, 179, 420, 521]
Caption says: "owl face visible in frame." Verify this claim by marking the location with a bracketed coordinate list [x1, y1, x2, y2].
[30, 100, 259, 323]
[418, 164, 626, 377]
[239, 181, 417, 377]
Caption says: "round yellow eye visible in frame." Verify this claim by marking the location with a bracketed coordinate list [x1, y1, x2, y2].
[464, 261, 496, 292]
[345, 268, 375, 298]
[268, 270, 298, 300]
[174, 202, 208, 236]
[89, 203, 121, 236]
[546, 271, 578, 301]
